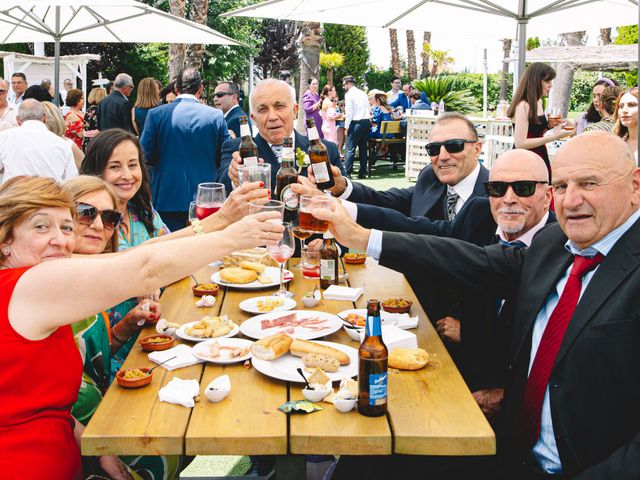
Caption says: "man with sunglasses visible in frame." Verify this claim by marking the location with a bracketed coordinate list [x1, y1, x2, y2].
[320, 132, 640, 479]
[0, 78, 17, 130]
[214, 81, 249, 138]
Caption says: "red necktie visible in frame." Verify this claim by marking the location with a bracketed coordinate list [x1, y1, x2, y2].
[519, 253, 604, 447]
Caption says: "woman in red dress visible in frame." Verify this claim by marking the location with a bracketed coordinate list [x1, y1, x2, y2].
[64, 88, 85, 150]
[0, 176, 284, 480]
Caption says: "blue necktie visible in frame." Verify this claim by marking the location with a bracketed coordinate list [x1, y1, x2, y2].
[499, 239, 527, 248]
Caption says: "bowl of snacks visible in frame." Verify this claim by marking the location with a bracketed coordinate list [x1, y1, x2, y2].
[116, 368, 152, 388]
[334, 397, 357, 413]
[302, 380, 332, 402]
[192, 283, 219, 297]
[139, 334, 175, 352]
[301, 290, 321, 308]
[381, 298, 413, 314]
[344, 253, 366, 265]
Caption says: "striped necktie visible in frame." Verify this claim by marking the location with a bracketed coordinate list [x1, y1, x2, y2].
[446, 190, 460, 221]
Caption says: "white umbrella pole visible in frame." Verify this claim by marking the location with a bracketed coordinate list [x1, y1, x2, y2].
[54, 6, 61, 107]
[482, 48, 487, 118]
[517, 0, 527, 81]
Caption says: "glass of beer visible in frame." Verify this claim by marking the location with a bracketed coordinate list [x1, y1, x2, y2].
[238, 164, 271, 194]
[299, 195, 332, 233]
[249, 199, 284, 224]
[195, 182, 226, 220]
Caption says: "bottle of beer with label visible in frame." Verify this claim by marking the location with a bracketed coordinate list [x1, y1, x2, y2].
[239, 116, 258, 167]
[276, 137, 298, 224]
[358, 299, 388, 417]
[306, 118, 335, 190]
[319, 231, 338, 290]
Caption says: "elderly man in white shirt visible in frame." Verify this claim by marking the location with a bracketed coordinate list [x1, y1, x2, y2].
[0, 99, 78, 183]
[342, 75, 371, 179]
[0, 79, 17, 130]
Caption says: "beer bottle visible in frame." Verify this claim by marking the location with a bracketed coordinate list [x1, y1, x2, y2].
[239, 116, 258, 167]
[306, 118, 335, 190]
[319, 231, 338, 290]
[358, 299, 388, 417]
[276, 137, 299, 224]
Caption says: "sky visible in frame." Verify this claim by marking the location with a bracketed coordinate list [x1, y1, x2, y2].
[366, 27, 619, 74]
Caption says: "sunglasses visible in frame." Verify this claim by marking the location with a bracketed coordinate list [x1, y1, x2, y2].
[0, 90, 6, 93]
[214, 92, 233, 98]
[483, 180, 548, 198]
[76, 202, 123, 230]
[425, 139, 477, 157]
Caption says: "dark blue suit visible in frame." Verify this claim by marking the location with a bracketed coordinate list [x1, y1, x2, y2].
[390, 92, 431, 110]
[140, 97, 230, 229]
[224, 105, 249, 138]
[218, 131, 345, 196]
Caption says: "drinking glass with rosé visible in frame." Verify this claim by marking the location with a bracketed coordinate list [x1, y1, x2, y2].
[195, 183, 226, 219]
[268, 222, 295, 298]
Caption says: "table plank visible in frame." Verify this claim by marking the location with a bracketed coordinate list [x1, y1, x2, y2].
[348, 259, 496, 456]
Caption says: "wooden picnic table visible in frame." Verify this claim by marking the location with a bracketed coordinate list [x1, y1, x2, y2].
[82, 257, 495, 474]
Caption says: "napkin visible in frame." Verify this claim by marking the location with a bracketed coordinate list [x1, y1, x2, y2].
[195, 295, 216, 307]
[382, 312, 419, 329]
[322, 285, 363, 302]
[148, 344, 204, 370]
[158, 377, 200, 407]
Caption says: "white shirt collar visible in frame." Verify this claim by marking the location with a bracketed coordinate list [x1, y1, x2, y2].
[175, 93, 199, 101]
[20, 120, 48, 131]
[448, 163, 480, 202]
[224, 104, 240, 118]
[497, 211, 550, 246]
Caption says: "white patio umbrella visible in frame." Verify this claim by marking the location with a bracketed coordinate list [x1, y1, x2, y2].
[223, 0, 638, 78]
[0, 0, 244, 103]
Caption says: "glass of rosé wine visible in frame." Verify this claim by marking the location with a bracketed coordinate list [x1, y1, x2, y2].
[195, 183, 226, 219]
[267, 222, 295, 298]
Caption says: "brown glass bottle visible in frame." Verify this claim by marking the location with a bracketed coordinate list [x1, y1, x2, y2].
[358, 299, 388, 417]
[276, 137, 299, 224]
[319, 231, 338, 290]
[239, 116, 258, 167]
[305, 118, 335, 190]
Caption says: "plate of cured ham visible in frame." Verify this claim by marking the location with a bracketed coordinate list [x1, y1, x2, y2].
[239, 311, 343, 340]
[192, 338, 254, 364]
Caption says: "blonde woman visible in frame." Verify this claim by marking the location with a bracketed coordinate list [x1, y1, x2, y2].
[132, 77, 160, 135]
[41, 101, 84, 169]
[84, 87, 106, 151]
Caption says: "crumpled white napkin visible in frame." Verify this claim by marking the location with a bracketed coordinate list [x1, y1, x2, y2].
[322, 285, 363, 302]
[158, 377, 200, 407]
[195, 295, 216, 307]
[382, 312, 419, 329]
[148, 344, 203, 371]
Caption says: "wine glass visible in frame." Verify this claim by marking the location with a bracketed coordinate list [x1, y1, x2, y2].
[291, 214, 311, 269]
[267, 222, 295, 298]
[248, 200, 284, 223]
[187, 201, 197, 225]
[195, 183, 226, 219]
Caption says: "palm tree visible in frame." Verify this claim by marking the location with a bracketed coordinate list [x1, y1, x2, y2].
[420, 31, 431, 78]
[186, 0, 210, 71]
[499, 38, 512, 101]
[319, 52, 345, 87]
[406, 30, 417, 80]
[551, 31, 586, 116]
[296, 22, 323, 131]
[600, 28, 612, 45]
[167, 0, 187, 81]
[389, 29, 400, 77]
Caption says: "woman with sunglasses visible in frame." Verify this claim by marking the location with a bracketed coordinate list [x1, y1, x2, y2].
[64, 176, 183, 480]
[0, 175, 283, 480]
[613, 87, 638, 160]
[507, 62, 575, 178]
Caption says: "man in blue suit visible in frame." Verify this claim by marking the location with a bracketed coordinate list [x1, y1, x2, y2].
[214, 81, 249, 138]
[390, 83, 431, 111]
[140, 68, 229, 231]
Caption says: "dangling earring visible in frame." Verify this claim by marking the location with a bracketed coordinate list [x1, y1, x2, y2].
[1, 247, 10, 257]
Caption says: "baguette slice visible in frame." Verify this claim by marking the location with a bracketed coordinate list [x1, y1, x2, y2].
[240, 260, 267, 274]
[290, 339, 350, 366]
[302, 353, 340, 373]
[251, 333, 293, 360]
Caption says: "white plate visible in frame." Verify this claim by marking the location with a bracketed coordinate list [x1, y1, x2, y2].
[337, 309, 398, 326]
[251, 341, 358, 383]
[239, 296, 297, 315]
[176, 320, 240, 342]
[211, 266, 292, 290]
[192, 338, 254, 364]
[240, 310, 342, 340]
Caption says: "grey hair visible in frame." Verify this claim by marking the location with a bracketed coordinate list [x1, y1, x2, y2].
[176, 68, 201, 95]
[249, 78, 295, 113]
[17, 99, 46, 122]
[114, 73, 133, 89]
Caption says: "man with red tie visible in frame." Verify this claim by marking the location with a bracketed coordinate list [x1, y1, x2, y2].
[319, 131, 640, 479]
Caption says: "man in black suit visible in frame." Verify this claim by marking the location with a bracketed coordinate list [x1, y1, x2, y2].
[214, 81, 249, 138]
[320, 131, 640, 479]
[97, 73, 134, 133]
[218, 78, 345, 197]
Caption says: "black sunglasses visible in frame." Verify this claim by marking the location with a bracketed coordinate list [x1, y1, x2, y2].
[214, 92, 234, 98]
[76, 202, 122, 230]
[425, 139, 477, 157]
[484, 180, 548, 198]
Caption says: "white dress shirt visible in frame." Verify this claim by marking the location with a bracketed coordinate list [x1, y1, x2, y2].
[344, 86, 370, 130]
[0, 120, 77, 183]
[0, 105, 17, 130]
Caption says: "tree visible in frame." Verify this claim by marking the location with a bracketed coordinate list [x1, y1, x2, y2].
[167, 0, 187, 80]
[420, 31, 431, 78]
[254, 19, 297, 79]
[599, 28, 611, 45]
[526, 37, 541, 51]
[389, 29, 401, 76]
[185, 0, 210, 71]
[319, 52, 344, 87]
[499, 38, 512, 101]
[406, 30, 417, 80]
[551, 31, 586, 117]
[614, 25, 638, 85]
[323, 24, 369, 93]
[423, 43, 454, 76]
[296, 22, 323, 130]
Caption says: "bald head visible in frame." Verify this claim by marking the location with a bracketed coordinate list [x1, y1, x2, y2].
[552, 131, 640, 249]
[490, 149, 549, 182]
[250, 78, 298, 145]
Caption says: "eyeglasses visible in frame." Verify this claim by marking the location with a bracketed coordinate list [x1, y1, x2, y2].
[0, 90, 6, 94]
[483, 180, 548, 198]
[76, 202, 123, 230]
[425, 139, 477, 157]
[213, 92, 233, 98]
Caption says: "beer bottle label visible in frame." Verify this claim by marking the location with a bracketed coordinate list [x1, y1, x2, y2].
[280, 184, 298, 210]
[243, 156, 258, 167]
[307, 126, 320, 141]
[312, 162, 330, 183]
[368, 372, 387, 406]
[320, 259, 336, 280]
[240, 122, 252, 138]
[366, 316, 382, 337]
[282, 147, 295, 162]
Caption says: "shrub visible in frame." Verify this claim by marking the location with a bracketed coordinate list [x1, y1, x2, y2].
[412, 75, 480, 113]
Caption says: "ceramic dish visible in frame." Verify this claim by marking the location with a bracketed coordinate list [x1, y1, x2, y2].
[138, 334, 175, 352]
[175, 321, 240, 342]
[240, 310, 342, 340]
[191, 338, 254, 364]
[211, 267, 292, 290]
[116, 368, 152, 388]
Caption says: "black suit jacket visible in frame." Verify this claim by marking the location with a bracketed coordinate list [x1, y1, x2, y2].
[224, 105, 249, 138]
[97, 91, 134, 133]
[218, 130, 345, 195]
[379, 220, 640, 479]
